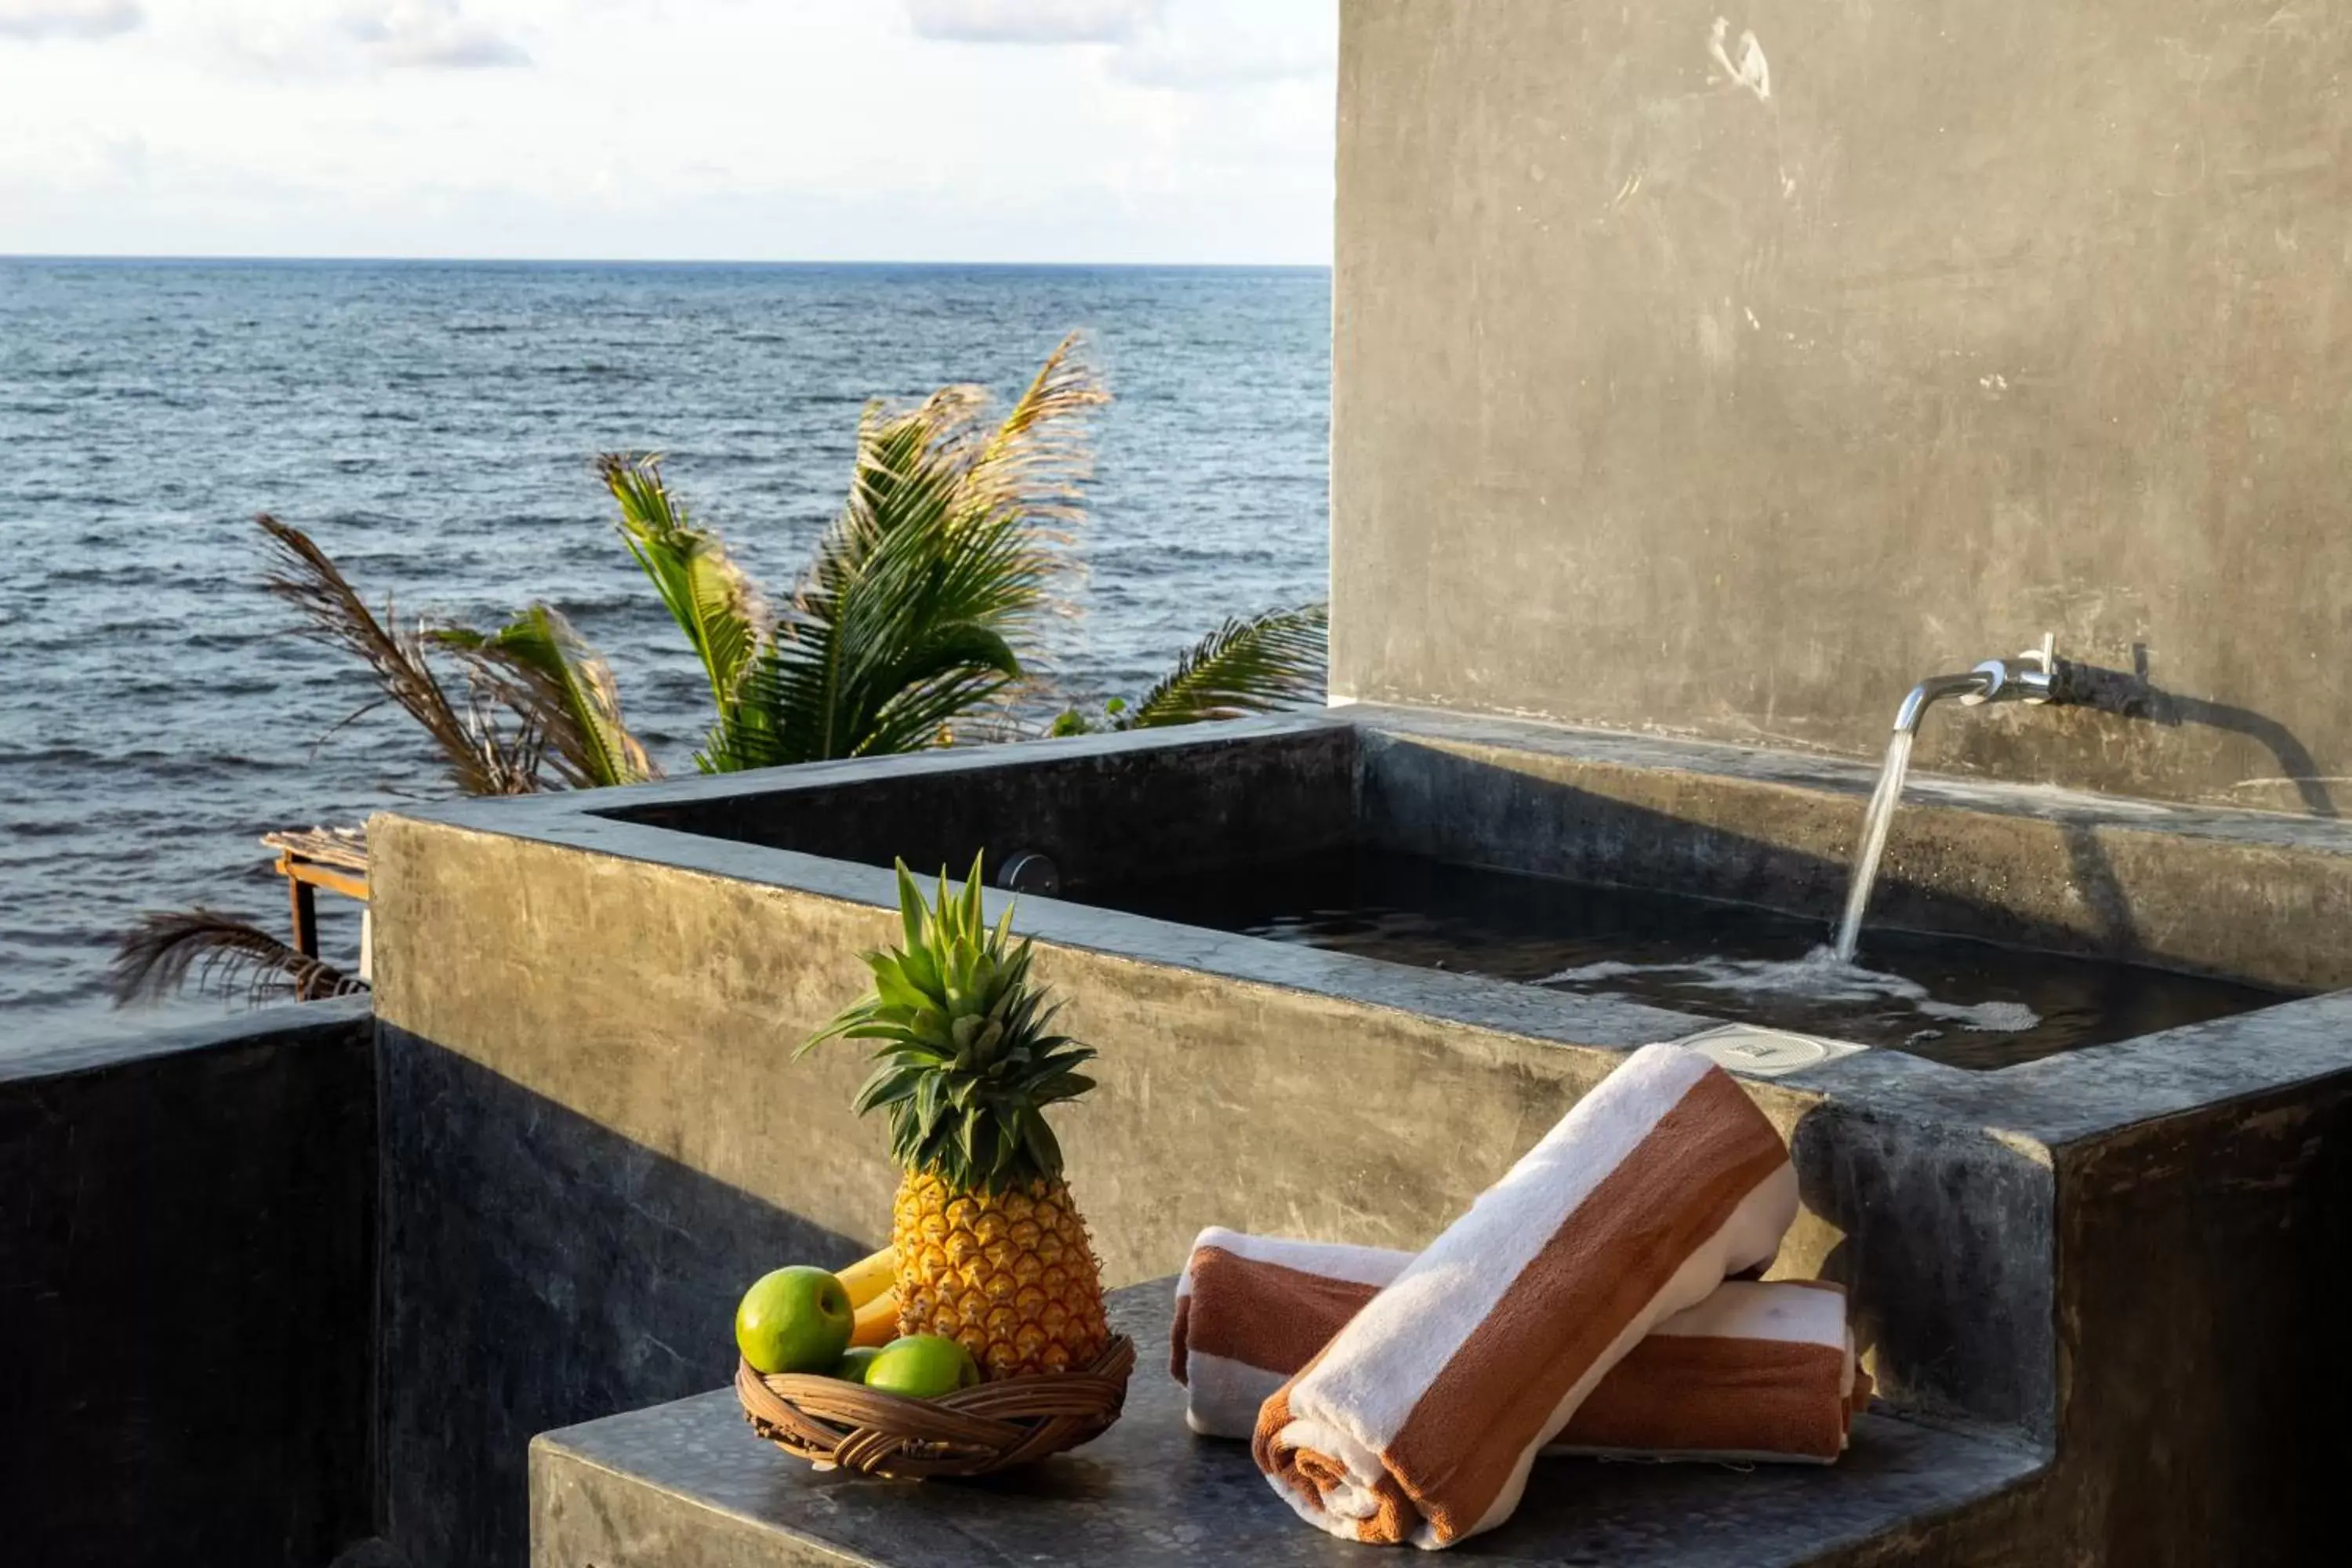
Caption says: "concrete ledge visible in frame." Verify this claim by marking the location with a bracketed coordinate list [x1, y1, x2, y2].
[529, 1285, 2045, 1568]
[0, 998, 378, 1568]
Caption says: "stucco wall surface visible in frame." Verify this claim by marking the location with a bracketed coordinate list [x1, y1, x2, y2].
[1333, 0, 2352, 810]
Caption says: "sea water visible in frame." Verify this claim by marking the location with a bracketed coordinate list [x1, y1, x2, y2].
[0, 260, 1332, 1044]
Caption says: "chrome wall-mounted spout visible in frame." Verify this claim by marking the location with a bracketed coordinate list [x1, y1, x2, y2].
[1835, 635, 2062, 964]
[1891, 633, 2057, 735]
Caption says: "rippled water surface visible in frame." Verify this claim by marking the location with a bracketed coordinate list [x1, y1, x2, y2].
[1091, 848, 2292, 1071]
[0, 260, 1330, 1047]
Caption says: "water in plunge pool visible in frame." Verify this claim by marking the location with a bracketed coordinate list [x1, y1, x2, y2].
[1082, 848, 2292, 1072]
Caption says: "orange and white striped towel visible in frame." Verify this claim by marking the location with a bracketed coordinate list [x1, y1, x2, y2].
[1252, 1043, 1800, 1548]
[1174, 1229, 1867, 1460]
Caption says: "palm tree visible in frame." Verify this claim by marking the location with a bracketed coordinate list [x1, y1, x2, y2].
[603, 330, 1104, 769]
[427, 604, 655, 789]
[114, 333, 1327, 1006]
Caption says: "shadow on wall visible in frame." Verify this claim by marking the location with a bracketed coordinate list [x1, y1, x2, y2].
[597, 720, 1361, 890]
[1359, 726, 2351, 991]
[1790, 1105, 2056, 1438]
[2057, 824, 2141, 959]
[376, 1025, 867, 1568]
[1365, 733, 2166, 968]
[1793, 1019, 2352, 1565]
[2056, 648, 2337, 818]
[2056, 1080, 2352, 1564]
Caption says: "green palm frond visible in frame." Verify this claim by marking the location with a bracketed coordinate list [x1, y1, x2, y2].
[597, 449, 797, 771]
[111, 908, 368, 1006]
[623, 333, 1105, 772]
[259, 515, 544, 796]
[1125, 603, 1329, 728]
[432, 604, 656, 789]
[597, 453, 768, 727]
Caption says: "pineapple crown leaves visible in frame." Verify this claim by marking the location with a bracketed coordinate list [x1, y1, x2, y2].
[800, 852, 1096, 1192]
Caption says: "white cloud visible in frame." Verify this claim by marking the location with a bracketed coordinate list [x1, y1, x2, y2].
[343, 2, 530, 68]
[1109, 1, 1331, 89]
[906, 0, 1156, 45]
[199, 2, 531, 77]
[0, 1, 1335, 263]
[905, 0, 1331, 92]
[0, 0, 143, 40]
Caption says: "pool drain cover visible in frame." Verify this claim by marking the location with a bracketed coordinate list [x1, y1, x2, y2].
[1675, 1023, 1868, 1078]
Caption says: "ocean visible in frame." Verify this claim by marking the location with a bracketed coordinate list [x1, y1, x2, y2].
[0, 260, 1331, 1050]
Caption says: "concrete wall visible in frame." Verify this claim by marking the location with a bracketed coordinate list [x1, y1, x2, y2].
[2044, 1079, 2352, 1564]
[366, 814, 1657, 1563]
[1359, 720, 2352, 992]
[363, 711, 2352, 1563]
[1331, 0, 2352, 810]
[607, 719, 1358, 891]
[0, 1002, 378, 1568]
[367, 801, 2058, 1563]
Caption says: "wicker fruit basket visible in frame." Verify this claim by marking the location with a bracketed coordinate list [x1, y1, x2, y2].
[735, 1334, 1137, 1479]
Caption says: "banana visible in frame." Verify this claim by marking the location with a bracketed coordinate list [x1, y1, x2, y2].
[851, 1288, 901, 1348]
[836, 1245, 896, 1309]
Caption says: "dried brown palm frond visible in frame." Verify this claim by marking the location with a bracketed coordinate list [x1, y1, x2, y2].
[259, 517, 649, 795]
[961, 329, 1108, 527]
[111, 908, 368, 1005]
[258, 514, 545, 796]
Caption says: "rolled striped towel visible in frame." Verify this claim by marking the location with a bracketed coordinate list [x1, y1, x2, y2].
[1173, 1228, 1867, 1459]
[1252, 1043, 1800, 1548]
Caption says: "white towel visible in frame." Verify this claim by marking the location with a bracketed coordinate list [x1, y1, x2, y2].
[1173, 1229, 1865, 1458]
[1252, 1043, 1799, 1548]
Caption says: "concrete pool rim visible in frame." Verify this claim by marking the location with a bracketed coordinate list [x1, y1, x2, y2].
[382, 702, 2352, 1154]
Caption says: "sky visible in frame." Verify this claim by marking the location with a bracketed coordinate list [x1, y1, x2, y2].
[0, 0, 1337, 263]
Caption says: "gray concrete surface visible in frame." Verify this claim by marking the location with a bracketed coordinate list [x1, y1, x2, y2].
[374, 1018, 869, 1568]
[529, 1283, 2046, 1568]
[1331, 0, 2352, 811]
[1358, 708, 2352, 991]
[2049, 1076, 2352, 1560]
[0, 1000, 378, 1568]
[368, 708, 2352, 1563]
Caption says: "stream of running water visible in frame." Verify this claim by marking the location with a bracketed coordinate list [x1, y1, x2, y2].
[1832, 728, 1916, 964]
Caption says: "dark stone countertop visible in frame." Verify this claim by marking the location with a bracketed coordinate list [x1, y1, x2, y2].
[530, 1285, 2044, 1567]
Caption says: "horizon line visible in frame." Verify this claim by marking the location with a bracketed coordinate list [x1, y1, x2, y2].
[0, 252, 1334, 270]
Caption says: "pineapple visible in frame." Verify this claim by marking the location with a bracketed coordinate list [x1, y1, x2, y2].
[804, 855, 1110, 1379]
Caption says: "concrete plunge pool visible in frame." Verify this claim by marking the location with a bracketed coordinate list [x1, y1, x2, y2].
[366, 705, 2352, 1564]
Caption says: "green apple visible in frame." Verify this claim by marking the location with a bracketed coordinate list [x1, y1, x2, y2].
[864, 1333, 982, 1399]
[833, 1346, 884, 1383]
[735, 1266, 855, 1374]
